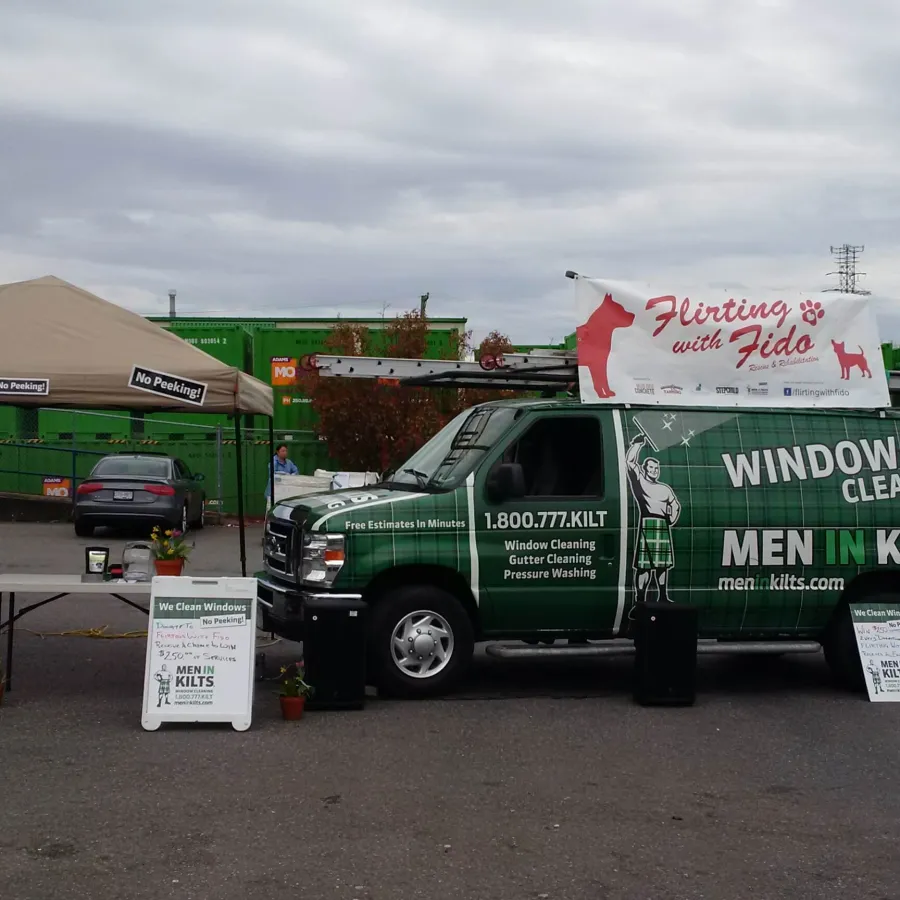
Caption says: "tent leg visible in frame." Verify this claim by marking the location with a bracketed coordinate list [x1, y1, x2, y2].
[267, 415, 275, 640]
[234, 414, 247, 577]
[268, 416, 275, 510]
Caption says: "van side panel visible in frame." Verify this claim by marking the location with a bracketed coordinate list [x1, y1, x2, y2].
[618, 408, 900, 637]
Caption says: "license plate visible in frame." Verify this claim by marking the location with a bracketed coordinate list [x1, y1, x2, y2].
[113, 490, 133, 501]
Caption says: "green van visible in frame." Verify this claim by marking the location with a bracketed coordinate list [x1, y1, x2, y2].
[257, 399, 900, 697]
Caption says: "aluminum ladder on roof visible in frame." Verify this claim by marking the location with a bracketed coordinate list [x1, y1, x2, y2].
[304, 350, 580, 393]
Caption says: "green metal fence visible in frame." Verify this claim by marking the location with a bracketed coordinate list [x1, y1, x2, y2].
[0, 411, 335, 518]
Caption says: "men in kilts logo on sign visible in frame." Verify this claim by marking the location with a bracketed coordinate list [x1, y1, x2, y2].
[154, 665, 173, 707]
[625, 432, 681, 619]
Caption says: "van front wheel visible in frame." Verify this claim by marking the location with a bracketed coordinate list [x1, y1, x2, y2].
[369, 586, 474, 699]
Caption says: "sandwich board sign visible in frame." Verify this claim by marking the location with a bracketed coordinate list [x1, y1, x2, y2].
[141, 576, 258, 731]
[850, 603, 900, 702]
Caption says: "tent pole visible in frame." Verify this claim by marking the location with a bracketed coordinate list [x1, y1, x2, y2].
[234, 413, 247, 577]
[268, 416, 275, 510]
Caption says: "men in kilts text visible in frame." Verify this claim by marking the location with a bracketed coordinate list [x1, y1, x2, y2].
[625, 432, 681, 616]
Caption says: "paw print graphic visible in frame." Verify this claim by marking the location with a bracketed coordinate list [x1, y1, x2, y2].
[800, 300, 825, 327]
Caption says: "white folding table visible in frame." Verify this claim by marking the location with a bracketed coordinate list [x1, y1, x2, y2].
[0, 575, 152, 692]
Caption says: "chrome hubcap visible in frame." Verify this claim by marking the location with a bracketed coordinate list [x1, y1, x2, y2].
[390, 610, 454, 679]
[181, 505, 188, 533]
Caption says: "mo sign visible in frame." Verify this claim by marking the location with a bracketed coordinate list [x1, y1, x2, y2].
[270, 357, 298, 386]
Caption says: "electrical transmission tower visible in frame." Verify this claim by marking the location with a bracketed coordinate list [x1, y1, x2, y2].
[826, 244, 870, 294]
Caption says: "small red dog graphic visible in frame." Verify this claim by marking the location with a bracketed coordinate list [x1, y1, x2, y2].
[576, 292, 636, 398]
[831, 340, 872, 380]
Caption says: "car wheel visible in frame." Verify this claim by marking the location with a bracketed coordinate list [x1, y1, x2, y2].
[368, 585, 475, 699]
[180, 503, 189, 535]
[195, 501, 205, 530]
[74, 521, 94, 538]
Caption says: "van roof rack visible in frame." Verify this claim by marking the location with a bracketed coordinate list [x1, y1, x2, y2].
[303, 351, 579, 394]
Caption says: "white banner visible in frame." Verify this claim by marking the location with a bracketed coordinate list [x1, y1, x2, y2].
[573, 278, 890, 408]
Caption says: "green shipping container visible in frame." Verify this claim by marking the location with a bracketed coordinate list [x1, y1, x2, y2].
[0, 406, 19, 437]
[252, 323, 465, 434]
[144, 325, 253, 439]
[38, 408, 132, 440]
[252, 330, 322, 434]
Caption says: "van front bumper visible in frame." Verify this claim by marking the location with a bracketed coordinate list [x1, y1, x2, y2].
[256, 575, 364, 641]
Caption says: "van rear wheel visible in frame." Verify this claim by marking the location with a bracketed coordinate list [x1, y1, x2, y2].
[368, 585, 474, 699]
[822, 594, 892, 692]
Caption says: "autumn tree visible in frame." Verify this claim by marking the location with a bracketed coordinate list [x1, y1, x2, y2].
[297, 310, 516, 473]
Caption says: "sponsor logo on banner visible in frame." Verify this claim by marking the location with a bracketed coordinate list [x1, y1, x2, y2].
[128, 366, 207, 406]
[634, 382, 655, 395]
[42, 476, 71, 498]
[0, 377, 49, 396]
[271, 357, 298, 385]
[572, 278, 889, 408]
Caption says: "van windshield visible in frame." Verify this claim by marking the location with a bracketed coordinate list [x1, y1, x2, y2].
[390, 406, 518, 491]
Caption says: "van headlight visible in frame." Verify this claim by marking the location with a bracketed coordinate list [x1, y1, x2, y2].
[298, 532, 345, 586]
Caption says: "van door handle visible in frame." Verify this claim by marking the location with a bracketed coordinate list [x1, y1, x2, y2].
[599, 532, 616, 560]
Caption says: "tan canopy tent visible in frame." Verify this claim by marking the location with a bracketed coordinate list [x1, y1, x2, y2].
[0, 275, 276, 574]
[0, 276, 272, 414]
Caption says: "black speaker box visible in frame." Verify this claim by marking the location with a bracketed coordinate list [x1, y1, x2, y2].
[632, 601, 698, 706]
[303, 596, 368, 710]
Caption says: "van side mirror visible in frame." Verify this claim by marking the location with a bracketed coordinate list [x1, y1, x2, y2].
[194, 473, 205, 482]
[489, 462, 526, 502]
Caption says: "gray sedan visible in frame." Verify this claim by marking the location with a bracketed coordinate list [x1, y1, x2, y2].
[73, 453, 206, 537]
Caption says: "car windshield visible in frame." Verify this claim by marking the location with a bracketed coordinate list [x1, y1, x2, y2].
[91, 457, 171, 479]
[390, 406, 518, 490]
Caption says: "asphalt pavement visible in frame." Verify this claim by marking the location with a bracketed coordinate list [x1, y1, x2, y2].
[0, 522, 898, 900]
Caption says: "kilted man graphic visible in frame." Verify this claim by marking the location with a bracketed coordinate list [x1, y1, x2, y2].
[867, 659, 883, 695]
[625, 432, 681, 618]
[154, 665, 173, 707]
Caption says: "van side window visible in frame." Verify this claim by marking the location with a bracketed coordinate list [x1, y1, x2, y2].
[495, 416, 604, 498]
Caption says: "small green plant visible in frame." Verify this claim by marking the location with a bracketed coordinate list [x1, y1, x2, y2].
[150, 526, 193, 562]
[279, 661, 313, 698]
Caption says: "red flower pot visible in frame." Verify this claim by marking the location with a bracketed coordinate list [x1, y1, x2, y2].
[280, 696, 306, 720]
[154, 558, 184, 576]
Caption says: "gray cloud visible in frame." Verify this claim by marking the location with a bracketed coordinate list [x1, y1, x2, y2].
[0, 0, 899, 341]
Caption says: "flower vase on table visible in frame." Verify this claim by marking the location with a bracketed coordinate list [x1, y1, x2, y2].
[154, 558, 185, 576]
[150, 526, 192, 576]
[278, 662, 313, 720]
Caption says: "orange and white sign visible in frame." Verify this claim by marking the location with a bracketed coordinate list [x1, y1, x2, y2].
[43, 476, 71, 498]
[574, 277, 889, 409]
[281, 395, 292, 405]
[270, 357, 298, 386]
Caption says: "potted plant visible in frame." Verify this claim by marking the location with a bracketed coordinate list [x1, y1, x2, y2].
[150, 526, 193, 576]
[278, 661, 313, 720]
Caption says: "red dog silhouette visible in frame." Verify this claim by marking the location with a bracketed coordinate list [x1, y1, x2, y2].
[831, 340, 872, 380]
[576, 292, 636, 398]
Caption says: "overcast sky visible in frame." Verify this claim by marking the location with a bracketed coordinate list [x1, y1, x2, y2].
[0, 0, 898, 343]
